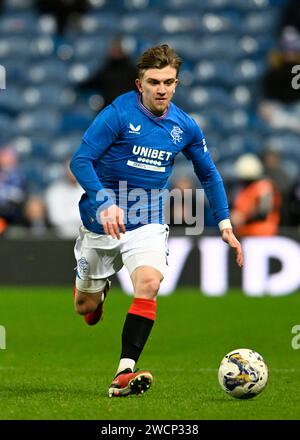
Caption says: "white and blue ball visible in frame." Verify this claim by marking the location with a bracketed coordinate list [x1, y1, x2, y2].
[218, 348, 268, 399]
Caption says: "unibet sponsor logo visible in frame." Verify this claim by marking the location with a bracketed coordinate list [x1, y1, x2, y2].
[132, 145, 172, 161]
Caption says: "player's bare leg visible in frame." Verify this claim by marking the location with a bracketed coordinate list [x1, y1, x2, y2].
[74, 279, 111, 325]
[74, 289, 102, 314]
[108, 266, 162, 397]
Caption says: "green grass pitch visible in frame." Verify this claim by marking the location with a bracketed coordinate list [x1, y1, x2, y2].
[0, 286, 300, 420]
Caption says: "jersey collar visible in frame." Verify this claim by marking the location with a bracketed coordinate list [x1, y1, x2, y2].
[136, 93, 171, 121]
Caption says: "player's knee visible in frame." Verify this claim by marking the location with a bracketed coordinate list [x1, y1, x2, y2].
[134, 277, 160, 299]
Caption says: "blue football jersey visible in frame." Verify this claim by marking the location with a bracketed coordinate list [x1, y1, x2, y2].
[70, 91, 229, 233]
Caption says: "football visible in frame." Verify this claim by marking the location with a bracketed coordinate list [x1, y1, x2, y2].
[218, 348, 268, 399]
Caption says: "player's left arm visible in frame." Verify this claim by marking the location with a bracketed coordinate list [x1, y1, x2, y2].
[183, 121, 244, 267]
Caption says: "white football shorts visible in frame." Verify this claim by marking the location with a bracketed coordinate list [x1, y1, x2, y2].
[74, 223, 169, 281]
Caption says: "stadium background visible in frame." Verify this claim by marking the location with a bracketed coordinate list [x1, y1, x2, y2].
[0, 0, 300, 421]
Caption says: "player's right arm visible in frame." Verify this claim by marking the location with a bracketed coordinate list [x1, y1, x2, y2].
[70, 105, 126, 238]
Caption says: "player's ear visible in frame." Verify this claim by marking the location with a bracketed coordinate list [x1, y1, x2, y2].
[172, 79, 179, 95]
[135, 78, 143, 93]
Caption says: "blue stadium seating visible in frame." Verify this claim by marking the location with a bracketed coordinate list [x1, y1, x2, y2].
[51, 133, 83, 161]
[72, 35, 108, 61]
[26, 61, 70, 85]
[29, 36, 56, 60]
[0, 36, 31, 60]
[0, 113, 15, 139]
[78, 12, 121, 35]
[0, 86, 24, 114]
[0, 11, 39, 37]
[0, 0, 296, 193]
[15, 110, 61, 136]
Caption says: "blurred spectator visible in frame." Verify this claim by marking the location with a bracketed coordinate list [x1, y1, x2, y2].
[0, 146, 26, 233]
[259, 27, 300, 133]
[288, 177, 300, 228]
[44, 162, 83, 238]
[79, 36, 137, 108]
[35, 0, 88, 35]
[261, 147, 293, 226]
[261, 27, 300, 104]
[259, 100, 300, 134]
[281, 0, 300, 34]
[230, 154, 281, 237]
[23, 195, 49, 237]
[0, 217, 6, 234]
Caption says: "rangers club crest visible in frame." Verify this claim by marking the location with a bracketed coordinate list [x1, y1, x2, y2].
[78, 257, 89, 275]
[171, 126, 183, 144]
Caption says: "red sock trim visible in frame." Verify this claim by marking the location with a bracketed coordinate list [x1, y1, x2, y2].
[128, 298, 157, 321]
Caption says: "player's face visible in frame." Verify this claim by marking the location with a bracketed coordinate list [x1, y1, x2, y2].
[135, 66, 178, 116]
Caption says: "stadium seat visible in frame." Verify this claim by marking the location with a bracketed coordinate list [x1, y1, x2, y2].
[219, 109, 250, 134]
[0, 86, 24, 114]
[230, 85, 253, 109]
[164, 0, 207, 11]
[26, 61, 70, 85]
[60, 111, 93, 134]
[51, 133, 83, 161]
[88, 0, 109, 11]
[15, 110, 61, 135]
[162, 12, 201, 34]
[4, 0, 34, 13]
[232, 59, 266, 85]
[193, 60, 233, 87]
[0, 36, 31, 60]
[0, 11, 39, 36]
[1, 59, 26, 86]
[31, 139, 53, 160]
[216, 134, 249, 160]
[21, 159, 50, 190]
[0, 113, 15, 138]
[241, 10, 280, 34]
[44, 162, 68, 185]
[72, 35, 108, 61]
[22, 85, 76, 110]
[123, 0, 163, 11]
[235, 35, 272, 60]
[79, 12, 121, 34]
[36, 15, 57, 35]
[68, 61, 101, 85]
[29, 36, 56, 59]
[266, 133, 300, 159]
[22, 160, 68, 190]
[207, 0, 238, 11]
[189, 86, 231, 109]
[235, 0, 273, 12]
[201, 11, 242, 34]
[186, 35, 241, 61]
[120, 11, 164, 34]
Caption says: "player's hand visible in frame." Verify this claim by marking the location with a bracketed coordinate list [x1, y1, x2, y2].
[221, 228, 244, 268]
[100, 204, 126, 239]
